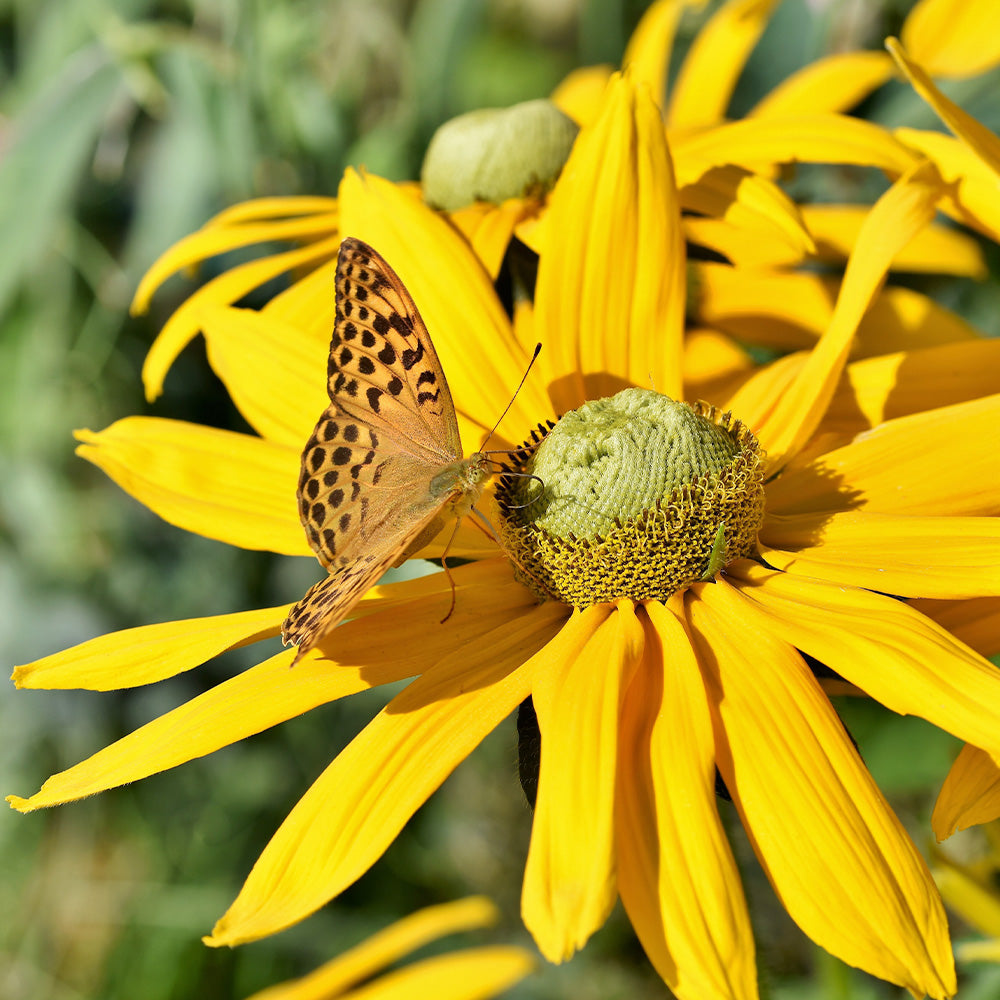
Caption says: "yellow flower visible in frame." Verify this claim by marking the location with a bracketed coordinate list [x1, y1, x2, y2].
[12, 72, 1000, 1000]
[242, 897, 533, 1000]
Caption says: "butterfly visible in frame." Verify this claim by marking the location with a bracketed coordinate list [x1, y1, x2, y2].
[281, 237, 491, 664]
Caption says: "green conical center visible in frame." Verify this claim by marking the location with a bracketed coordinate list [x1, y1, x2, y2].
[497, 388, 766, 606]
[421, 99, 579, 211]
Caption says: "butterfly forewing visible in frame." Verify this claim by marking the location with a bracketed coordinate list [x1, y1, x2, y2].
[284, 237, 485, 660]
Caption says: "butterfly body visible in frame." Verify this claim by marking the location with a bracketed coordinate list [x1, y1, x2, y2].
[282, 238, 490, 662]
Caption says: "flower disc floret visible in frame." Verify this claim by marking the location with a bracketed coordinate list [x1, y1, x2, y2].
[496, 388, 765, 605]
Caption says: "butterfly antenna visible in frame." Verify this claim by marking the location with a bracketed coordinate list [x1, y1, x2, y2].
[438, 516, 465, 624]
[478, 343, 542, 453]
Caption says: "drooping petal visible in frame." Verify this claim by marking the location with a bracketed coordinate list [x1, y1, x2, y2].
[551, 65, 615, 127]
[766, 394, 1000, 517]
[724, 561, 1000, 765]
[760, 510, 1000, 598]
[535, 72, 685, 409]
[12, 605, 287, 691]
[910, 596, 1000, 659]
[243, 898, 527, 1000]
[887, 38, 1000, 176]
[932, 744, 1000, 839]
[752, 161, 944, 472]
[822, 340, 1000, 438]
[337, 170, 550, 442]
[617, 600, 757, 1000]
[207, 601, 567, 946]
[74, 418, 310, 556]
[901, 0, 1000, 78]
[672, 114, 917, 188]
[667, 0, 780, 130]
[799, 204, 985, 276]
[622, 0, 708, 110]
[130, 198, 339, 315]
[748, 51, 895, 117]
[522, 603, 643, 963]
[141, 235, 342, 402]
[199, 305, 329, 447]
[689, 582, 956, 999]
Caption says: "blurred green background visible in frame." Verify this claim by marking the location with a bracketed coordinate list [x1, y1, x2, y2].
[4, 1, 1000, 998]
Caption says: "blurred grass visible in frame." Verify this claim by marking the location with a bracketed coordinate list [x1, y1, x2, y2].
[3, 1, 1000, 998]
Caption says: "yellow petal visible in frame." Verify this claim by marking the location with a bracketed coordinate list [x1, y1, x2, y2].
[766, 394, 1000, 517]
[824, 340, 1000, 439]
[673, 114, 917, 187]
[264, 947, 533, 1000]
[447, 199, 535, 280]
[74, 418, 309, 556]
[690, 581, 956, 998]
[910, 596, 1000, 660]
[681, 327, 755, 403]
[550, 64, 615, 127]
[622, 0, 708, 109]
[753, 162, 944, 472]
[141, 235, 342, 402]
[932, 744, 1000, 839]
[749, 51, 895, 117]
[199, 305, 329, 447]
[901, 0, 1000, 78]
[522, 602, 644, 963]
[887, 38, 1000, 177]
[535, 72, 685, 409]
[933, 860, 1000, 940]
[12, 605, 286, 691]
[800, 203, 985, 276]
[616, 601, 757, 1000]
[208, 602, 566, 946]
[7, 642, 416, 812]
[337, 170, 551, 441]
[895, 127, 1000, 243]
[679, 167, 814, 260]
[263, 256, 338, 344]
[667, 0, 780, 129]
[131, 199, 338, 315]
[760, 511, 1000, 598]
[243, 898, 519, 1000]
[724, 561, 1000, 767]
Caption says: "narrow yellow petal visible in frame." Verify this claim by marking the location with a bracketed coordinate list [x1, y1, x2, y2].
[690, 582, 956, 998]
[616, 601, 757, 1000]
[207, 196, 340, 227]
[337, 170, 550, 440]
[667, 0, 780, 129]
[130, 201, 338, 315]
[766, 394, 1000, 517]
[244, 898, 511, 1000]
[447, 199, 535, 280]
[258, 947, 533, 1000]
[208, 603, 565, 946]
[724, 561, 1000, 767]
[522, 603, 644, 963]
[550, 65, 615, 127]
[7, 643, 416, 812]
[887, 38, 1000, 177]
[673, 114, 917, 187]
[12, 605, 286, 691]
[933, 863, 1000, 939]
[824, 341, 1000, 439]
[622, 0, 708, 109]
[895, 127, 1000, 243]
[910, 596, 1000, 660]
[141, 235, 342, 402]
[749, 51, 894, 118]
[932, 745, 1000, 839]
[262, 256, 338, 344]
[754, 162, 944, 472]
[681, 327, 755, 401]
[199, 305, 329, 447]
[800, 203, 985, 276]
[760, 511, 1000, 598]
[535, 72, 685, 409]
[901, 0, 1000, 78]
[74, 418, 310, 556]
